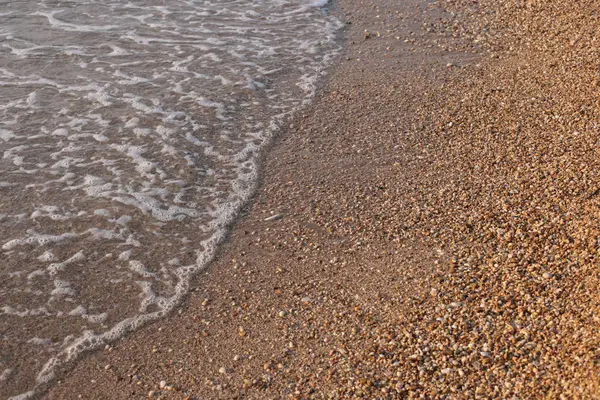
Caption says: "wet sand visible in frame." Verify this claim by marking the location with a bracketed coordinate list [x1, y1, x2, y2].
[28, 0, 600, 398]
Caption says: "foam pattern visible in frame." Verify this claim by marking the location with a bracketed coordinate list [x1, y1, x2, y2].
[0, 0, 341, 398]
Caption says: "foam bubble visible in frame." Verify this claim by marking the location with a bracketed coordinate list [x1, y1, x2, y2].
[50, 280, 76, 297]
[310, 0, 330, 7]
[0, 129, 16, 141]
[1, 368, 14, 382]
[2, 306, 51, 317]
[28, 338, 53, 346]
[118, 250, 132, 261]
[8, 391, 35, 400]
[68, 305, 87, 316]
[129, 260, 155, 278]
[37, 251, 55, 262]
[94, 209, 111, 217]
[27, 269, 45, 280]
[51, 128, 68, 137]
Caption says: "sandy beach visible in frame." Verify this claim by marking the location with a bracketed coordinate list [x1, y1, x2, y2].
[11, 0, 600, 398]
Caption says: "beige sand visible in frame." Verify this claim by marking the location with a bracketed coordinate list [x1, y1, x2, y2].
[36, 0, 600, 398]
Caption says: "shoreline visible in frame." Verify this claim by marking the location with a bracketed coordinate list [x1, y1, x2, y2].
[41, 1, 480, 397]
[32, 0, 600, 398]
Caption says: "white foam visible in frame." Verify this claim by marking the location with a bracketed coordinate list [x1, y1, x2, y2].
[8, 391, 35, 400]
[86, 313, 108, 324]
[92, 134, 109, 142]
[50, 280, 76, 297]
[311, 0, 330, 7]
[129, 260, 155, 278]
[0, 129, 16, 141]
[47, 251, 85, 275]
[2, 306, 51, 317]
[1, 368, 14, 382]
[27, 269, 45, 280]
[37, 251, 55, 262]
[115, 215, 132, 225]
[3, 232, 78, 250]
[28, 337, 53, 346]
[34, 11, 120, 32]
[105, 44, 130, 56]
[94, 209, 111, 217]
[51, 128, 68, 137]
[68, 305, 87, 316]
[118, 250, 132, 261]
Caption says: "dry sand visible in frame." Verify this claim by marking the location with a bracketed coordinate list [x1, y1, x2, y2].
[27, 0, 600, 398]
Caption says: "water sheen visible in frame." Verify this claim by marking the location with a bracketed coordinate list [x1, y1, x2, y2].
[0, 0, 340, 397]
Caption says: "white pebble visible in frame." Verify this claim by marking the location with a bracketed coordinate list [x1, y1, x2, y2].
[264, 213, 282, 222]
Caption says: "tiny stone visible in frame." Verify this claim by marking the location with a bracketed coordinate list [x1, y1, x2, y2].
[219, 367, 228, 374]
[159, 380, 167, 389]
[264, 214, 282, 222]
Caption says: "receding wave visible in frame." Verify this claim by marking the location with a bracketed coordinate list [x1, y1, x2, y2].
[0, 0, 341, 397]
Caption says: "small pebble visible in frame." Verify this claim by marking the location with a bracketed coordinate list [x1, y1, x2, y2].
[264, 214, 282, 222]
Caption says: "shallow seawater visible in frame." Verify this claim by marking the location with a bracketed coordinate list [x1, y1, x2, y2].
[0, 0, 341, 397]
